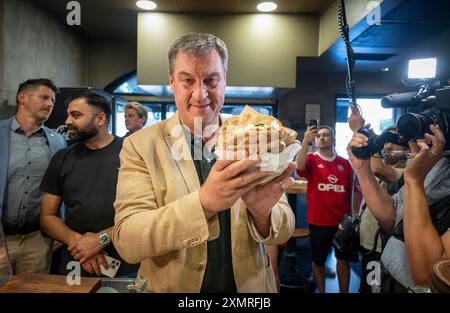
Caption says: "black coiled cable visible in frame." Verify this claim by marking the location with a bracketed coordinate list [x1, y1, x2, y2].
[338, 0, 360, 113]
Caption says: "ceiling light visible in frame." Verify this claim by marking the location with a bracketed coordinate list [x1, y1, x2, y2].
[136, 0, 157, 11]
[382, 67, 390, 72]
[257, 2, 278, 12]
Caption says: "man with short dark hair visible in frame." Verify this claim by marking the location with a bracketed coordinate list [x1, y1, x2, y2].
[296, 125, 355, 293]
[40, 93, 138, 277]
[0, 78, 66, 275]
[14, 79, 59, 110]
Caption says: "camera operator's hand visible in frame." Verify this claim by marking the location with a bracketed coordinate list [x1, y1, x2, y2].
[404, 124, 445, 184]
[348, 106, 371, 133]
[348, 106, 365, 133]
[346, 132, 371, 171]
[302, 125, 318, 146]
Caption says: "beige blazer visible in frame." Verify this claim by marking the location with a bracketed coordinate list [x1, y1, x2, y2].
[112, 112, 295, 292]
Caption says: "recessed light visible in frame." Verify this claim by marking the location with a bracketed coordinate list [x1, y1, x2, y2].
[382, 67, 390, 72]
[136, 0, 157, 11]
[257, 2, 278, 12]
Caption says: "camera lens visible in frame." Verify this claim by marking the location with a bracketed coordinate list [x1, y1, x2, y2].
[397, 113, 429, 140]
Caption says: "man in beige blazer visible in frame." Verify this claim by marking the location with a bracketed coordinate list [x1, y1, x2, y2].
[113, 33, 296, 292]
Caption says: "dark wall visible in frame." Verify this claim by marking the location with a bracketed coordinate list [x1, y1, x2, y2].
[0, 0, 137, 120]
[277, 71, 422, 132]
[0, 0, 85, 119]
[85, 37, 137, 89]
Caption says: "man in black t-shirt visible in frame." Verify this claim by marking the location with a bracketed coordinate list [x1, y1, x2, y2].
[40, 93, 138, 277]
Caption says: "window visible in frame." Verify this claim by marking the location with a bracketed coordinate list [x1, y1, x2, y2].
[108, 71, 276, 136]
[335, 96, 395, 159]
[115, 102, 273, 137]
[109, 72, 275, 99]
[220, 104, 272, 119]
[166, 104, 176, 120]
[116, 103, 162, 137]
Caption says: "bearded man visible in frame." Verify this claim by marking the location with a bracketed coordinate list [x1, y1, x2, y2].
[40, 93, 138, 277]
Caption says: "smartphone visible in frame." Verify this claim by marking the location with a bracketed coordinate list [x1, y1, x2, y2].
[308, 119, 318, 128]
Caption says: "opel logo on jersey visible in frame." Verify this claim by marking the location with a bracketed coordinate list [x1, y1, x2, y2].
[327, 175, 338, 184]
[317, 183, 345, 192]
[317, 175, 345, 192]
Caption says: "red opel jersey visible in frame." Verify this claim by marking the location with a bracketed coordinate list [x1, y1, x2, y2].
[297, 152, 353, 226]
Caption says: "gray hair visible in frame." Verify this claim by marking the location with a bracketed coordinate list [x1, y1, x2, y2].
[168, 32, 228, 74]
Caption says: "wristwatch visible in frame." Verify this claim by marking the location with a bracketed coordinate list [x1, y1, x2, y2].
[98, 231, 111, 248]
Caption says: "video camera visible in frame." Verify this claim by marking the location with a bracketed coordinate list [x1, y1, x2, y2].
[352, 81, 450, 159]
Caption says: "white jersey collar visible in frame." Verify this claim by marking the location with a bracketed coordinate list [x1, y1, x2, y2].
[314, 151, 337, 162]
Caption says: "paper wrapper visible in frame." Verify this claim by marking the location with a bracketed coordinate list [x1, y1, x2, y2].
[245, 142, 301, 184]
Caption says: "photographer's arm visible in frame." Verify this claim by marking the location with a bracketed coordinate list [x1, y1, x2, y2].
[404, 179, 450, 285]
[347, 134, 396, 232]
[403, 125, 450, 285]
[370, 153, 398, 183]
[348, 106, 365, 133]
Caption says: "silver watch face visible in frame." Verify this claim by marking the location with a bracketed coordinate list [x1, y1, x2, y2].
[99, 233, 110, 246]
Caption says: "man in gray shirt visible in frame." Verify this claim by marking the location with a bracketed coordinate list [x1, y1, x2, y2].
[0, 79, 66, 275]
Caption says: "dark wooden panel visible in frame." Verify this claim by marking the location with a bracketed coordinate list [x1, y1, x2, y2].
[0, 272, 101, 293]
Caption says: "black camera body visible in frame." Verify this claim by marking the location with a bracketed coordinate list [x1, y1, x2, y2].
[352, 82, 450, 159]
[396, 86, 450, 144]
[352, 128, 404, 160]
